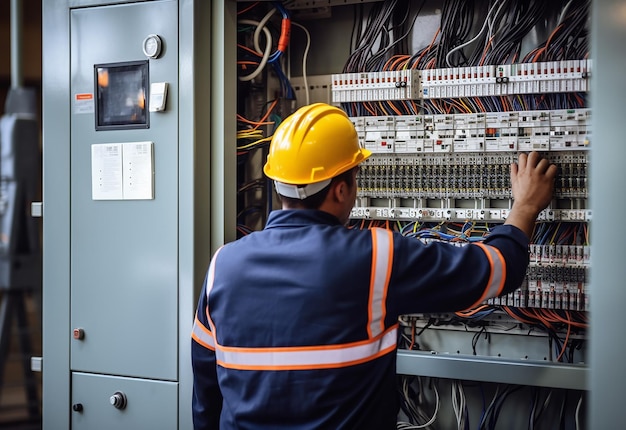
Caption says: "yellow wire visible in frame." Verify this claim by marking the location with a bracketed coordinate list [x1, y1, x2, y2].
[237, 129, 264, 139]
[237, 135, 272, 150]
[548, 222, 561, 245]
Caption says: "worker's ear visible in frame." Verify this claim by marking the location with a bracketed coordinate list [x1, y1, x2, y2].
[331, 178, 349, 203]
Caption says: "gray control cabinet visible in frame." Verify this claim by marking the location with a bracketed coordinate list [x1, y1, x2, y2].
[42, 0, 236, 428]
[70, 0, 179, 381]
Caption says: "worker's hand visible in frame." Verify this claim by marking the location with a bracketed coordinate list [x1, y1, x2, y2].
[505, 152, 558, 238]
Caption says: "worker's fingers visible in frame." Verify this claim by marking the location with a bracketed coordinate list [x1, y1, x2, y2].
[513, 152, 556, 177]
[510, 161, 519, 177]
[545, 162, 559, 180]
[516, 152, 528, 170]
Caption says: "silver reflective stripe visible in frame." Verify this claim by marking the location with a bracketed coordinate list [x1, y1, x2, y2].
[475, 242, 506, 300]
[201, 246, 224, 345]
[192, 316, 216, 350]
[274, 179, 332, 199]
[368, 228, 393, 338]
[215, 326, 398, 370]
[205, 247, 224, 302]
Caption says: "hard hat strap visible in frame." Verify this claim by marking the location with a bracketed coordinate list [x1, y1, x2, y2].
[274, 179, 331, 200]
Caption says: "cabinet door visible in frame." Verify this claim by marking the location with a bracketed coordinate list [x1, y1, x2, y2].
[69, 0, 179, 380]
[71, 372, 178, 430]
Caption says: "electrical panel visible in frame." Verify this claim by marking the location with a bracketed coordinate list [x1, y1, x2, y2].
[235, 0, 591, 428]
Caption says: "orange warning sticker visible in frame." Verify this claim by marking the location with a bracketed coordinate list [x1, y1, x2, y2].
[74, 93, 94, 114]
[76, 93, 93, 100]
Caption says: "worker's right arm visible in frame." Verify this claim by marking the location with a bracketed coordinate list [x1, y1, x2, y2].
[505, 151, 558, 238]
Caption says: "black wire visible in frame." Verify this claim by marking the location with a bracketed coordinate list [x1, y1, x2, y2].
[471, 326, 489, 355]
[486, 0, 550, 65]
[558, 389, 568, 430]
[344, 1, 395, 72]
[489, 385, 522, 429]
[436, 0, 477, 68]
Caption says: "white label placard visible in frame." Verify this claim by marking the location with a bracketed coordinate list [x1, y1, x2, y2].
[91, 143, 123, 200]
[122, 142, 154, 200]
[91, 141, 154, 200]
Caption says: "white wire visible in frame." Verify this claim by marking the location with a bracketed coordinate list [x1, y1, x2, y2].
[558, 0, 575, 25]
[451, 381, 466, 430]
[575, 392, 583, 430]
[238, 19, 272, 82]
[291, 21, 311, 105]
[253, 7, 276, 54]
[452, 381, 460, 429]
[400, 381, 440, 429]
[401, 378, 421, 422]
[486, 0, 508, 47]
[445, 0, 503, 68]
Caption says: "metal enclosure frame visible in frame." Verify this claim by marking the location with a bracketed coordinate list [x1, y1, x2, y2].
[38, 0, 626, 428]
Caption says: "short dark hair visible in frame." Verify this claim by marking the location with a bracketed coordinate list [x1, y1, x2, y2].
[279, 167, 356, 210]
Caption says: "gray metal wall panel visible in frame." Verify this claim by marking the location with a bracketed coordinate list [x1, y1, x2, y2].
[589, 0, 626, 428]
[69, 0, 179, 380]
[42, 0, 72, 427]
[71, 372, 177, 430]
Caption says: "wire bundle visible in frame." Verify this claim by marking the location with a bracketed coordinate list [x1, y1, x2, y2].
[397, 376, 440, 429]
[341, 0, 590, 116]
[451, 380, 470, 430]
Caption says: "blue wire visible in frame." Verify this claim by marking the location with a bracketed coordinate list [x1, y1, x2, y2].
[269, 2, 290, 64]
[477, 383, 486, 430]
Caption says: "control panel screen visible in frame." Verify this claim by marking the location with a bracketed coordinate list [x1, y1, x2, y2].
[94, 61, 149, 130]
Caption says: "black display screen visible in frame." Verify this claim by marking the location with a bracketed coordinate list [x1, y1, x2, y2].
[94, 61, 149, 130]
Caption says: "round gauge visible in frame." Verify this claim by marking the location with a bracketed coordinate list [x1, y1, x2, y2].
[143, 34, 163, 59]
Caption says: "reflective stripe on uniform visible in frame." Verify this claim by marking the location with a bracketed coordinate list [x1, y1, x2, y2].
[468, 242, 506, 308]
[192, 314, 216, 350]
[191, 246, 224, 350]
[203, 235, 398, 371]
[205, 246, 223, 303]
[368, 228, 394, 338]
[215, 325, 398, 371]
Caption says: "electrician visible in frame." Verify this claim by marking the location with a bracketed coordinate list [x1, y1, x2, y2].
[191, 103, 557, 429]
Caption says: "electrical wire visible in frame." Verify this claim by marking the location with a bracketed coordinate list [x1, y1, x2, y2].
[268, 2, 291, 64]
[238, 19, 273, 82]
[575, 392, 583, 430]
[291, 21, 311, 105]
[397, 377, 440, 429]
[451, 380, 468, 430]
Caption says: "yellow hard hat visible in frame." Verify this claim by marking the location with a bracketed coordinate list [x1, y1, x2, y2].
[264, 103, 371, 188]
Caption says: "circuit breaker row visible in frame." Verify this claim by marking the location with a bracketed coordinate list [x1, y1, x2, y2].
[412, 239, 589, 310]
[358, 152, 588, 198]
[352, 108, 590, 155]
[332, 60, 591, 102]
[352, 150, 589, 222]
[524, 244, 590, 310]
[487, 279, 588, 311]
[482, 243, 589, 311]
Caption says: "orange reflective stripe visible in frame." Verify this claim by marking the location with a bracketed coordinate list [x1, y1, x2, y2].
[368, 228, 393, 338]
[469, 242, 506, 308]
[191, 314, 216, 350]
[215, 325, 399, 371]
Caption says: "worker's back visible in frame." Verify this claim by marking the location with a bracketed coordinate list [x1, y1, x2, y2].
[193, 209, 399, 429]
